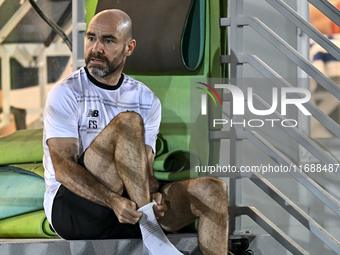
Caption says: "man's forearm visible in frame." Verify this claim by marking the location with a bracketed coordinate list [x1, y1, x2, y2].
[55, 158, 121, 209]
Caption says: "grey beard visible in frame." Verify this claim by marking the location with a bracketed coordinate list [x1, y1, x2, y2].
[88, 65, 110, 78]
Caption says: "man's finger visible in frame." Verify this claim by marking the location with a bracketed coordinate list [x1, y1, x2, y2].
[151, 192, 163, 204]
[128, 209, 142, 219]
[119, 215, 139, 225]
[119, 207, 141, 224]
[155, 201, 167, 211]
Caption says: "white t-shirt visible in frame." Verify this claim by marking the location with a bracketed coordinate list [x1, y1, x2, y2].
[43, 67, 161, 227]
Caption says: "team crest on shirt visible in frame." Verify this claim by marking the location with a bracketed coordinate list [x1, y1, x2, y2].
[87, 109, 99, 117]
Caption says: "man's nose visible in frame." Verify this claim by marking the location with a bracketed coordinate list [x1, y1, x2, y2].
[92, 40, 104, 53]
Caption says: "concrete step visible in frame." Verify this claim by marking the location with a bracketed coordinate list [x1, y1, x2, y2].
[0, 233, 287, 254]
[0, 234, 200, 255]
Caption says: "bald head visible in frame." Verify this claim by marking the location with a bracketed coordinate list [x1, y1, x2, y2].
[90, 9, 133, 41]
[85, 9, 136, 84]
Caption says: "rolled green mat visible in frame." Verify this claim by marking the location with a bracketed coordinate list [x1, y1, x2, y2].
[0, 210, 58, 238]
[155, 135, 167, 157]
[154, 168, 201, 181]
[153, 150, 204, 181]
[42, 216, 57, 237]
[0, 171, 45, 220]
[153, 150, 200, 172]
[0, 129, 43, 165]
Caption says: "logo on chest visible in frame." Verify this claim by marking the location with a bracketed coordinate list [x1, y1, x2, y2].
[87, 109, 99, 129]
[87, 109, 99, 117]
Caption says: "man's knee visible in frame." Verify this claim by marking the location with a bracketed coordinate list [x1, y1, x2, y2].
[190, 177, 228, 203]
[118, 111, 143, 124]
[108, 111, 144, 132]
[184, 177, 228, 218]
[201, 177, 228, 199]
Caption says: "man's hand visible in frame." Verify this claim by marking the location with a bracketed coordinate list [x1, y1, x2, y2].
[151, 192, 168, 219]
[112, 196, 142, 224]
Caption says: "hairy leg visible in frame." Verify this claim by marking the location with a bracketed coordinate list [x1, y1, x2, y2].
[82, 111, 183, 254]
[159, 177, 229, 255]
[83, 111, 150, 208]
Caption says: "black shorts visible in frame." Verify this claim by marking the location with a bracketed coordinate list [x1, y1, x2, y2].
[51, 154, 142, 240]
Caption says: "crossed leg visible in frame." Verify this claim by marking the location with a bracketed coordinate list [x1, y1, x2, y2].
[83, 111, 151, 209]
[159, 178, 229, 255]
[81, 111, 229, 254]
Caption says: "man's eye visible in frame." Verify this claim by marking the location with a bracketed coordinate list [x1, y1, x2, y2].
[88, 37, 96, 42]
[105, 40, 113, 44]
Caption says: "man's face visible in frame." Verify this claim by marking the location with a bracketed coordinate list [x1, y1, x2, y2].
[85, 18, 127, 78]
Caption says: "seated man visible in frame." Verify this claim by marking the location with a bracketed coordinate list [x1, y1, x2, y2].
[43, 9, 229, 255]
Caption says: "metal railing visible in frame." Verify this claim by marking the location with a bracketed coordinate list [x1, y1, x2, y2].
[219, 0, 340, 254]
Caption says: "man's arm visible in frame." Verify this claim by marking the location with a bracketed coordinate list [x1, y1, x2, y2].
[48, 137, 142, 224]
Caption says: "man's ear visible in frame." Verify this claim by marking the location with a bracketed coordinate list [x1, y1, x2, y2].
[126, 39, 136, 56]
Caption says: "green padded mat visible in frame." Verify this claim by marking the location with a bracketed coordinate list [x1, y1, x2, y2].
[0, 129, 43, 165]
[0, 171, 45, 220]
[0, 210, 57, 238]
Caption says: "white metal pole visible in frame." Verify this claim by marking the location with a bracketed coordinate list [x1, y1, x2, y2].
[228, 0, 245, 234]
[0, 46, 11, 129]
